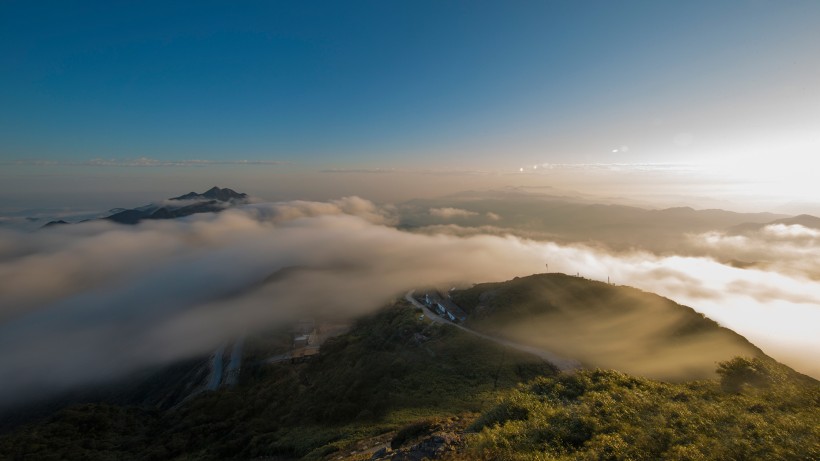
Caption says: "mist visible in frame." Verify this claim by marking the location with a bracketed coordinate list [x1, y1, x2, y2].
[1, 197, 818, 407]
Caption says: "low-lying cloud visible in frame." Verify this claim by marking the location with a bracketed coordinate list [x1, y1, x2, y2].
[690, 223, 820, 280]
[429, 207, 480, 219]
[429, 207, 502, 222]
[1, 198, 819, 407]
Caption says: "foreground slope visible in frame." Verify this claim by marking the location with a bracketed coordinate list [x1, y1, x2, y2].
[1, 293, 817, 460]
[451, 273, 765, 380]
[461, 361, 819, 461]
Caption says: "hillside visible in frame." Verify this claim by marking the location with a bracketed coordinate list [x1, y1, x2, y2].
[459, 361, 819, 460]
[0, 293, 817, 460]
[451, 273, 765, 380]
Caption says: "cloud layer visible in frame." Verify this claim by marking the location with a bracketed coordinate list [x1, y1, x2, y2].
[1, 198, 818, 407]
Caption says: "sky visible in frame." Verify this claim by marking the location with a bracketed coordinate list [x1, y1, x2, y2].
[2, 1, 820, 210]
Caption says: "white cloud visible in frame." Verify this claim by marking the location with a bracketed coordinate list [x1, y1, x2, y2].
[1, 198, 819, 406]
[429, 207, 480, 219]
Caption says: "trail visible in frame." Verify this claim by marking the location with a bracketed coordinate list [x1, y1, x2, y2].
[206, 343, 226, 390]
[224, 335, 245, 387]
[405, 291, 581, 371]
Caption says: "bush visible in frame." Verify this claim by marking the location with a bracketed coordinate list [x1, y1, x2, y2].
[716, 357, 775, 393]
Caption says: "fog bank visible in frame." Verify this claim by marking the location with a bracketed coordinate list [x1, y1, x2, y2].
[1, 197, 818, 406]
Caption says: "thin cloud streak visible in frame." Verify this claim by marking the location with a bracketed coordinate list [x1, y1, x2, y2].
[429, 207, 480, 219]
[2, 158, 289, 167]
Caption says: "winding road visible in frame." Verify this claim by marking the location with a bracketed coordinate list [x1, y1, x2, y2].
[206, 343, 227, 390]
[405, 291, 581, 371]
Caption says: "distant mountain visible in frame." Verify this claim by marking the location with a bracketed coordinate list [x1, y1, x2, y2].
[451, 273, 766, 380]
[170, 186, 248, 202]
[41, 220, 69, 228]
[775, 214, 820, 228]
[105, 187, 249, 224]
[400, 195, 788, 251]
[727, 213, 820, 235]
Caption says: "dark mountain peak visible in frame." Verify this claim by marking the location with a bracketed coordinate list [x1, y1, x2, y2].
[170, 187, 247, 202]
[170, 192, 200, 201]
[42, 220, 69, 228]
[201, 186, 247, 201]
[105, 187, 248, 224]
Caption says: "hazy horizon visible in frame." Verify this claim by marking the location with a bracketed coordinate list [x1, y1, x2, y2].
[3, 163, 820, 216]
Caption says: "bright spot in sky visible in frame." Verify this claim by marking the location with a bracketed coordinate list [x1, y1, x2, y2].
[612, 149, 619, 153]
[519, 167, 524, 172]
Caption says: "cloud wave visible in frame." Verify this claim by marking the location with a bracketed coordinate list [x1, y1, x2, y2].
[1, 198, 819, 407]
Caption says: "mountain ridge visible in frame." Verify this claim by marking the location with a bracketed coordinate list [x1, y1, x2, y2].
[104, 186, 249, 225]
[451, 272, 768, 380]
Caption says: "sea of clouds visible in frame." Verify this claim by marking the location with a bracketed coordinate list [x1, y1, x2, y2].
[1, 197, 818, 406]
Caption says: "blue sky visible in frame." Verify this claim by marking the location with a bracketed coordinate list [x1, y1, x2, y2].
[3, 1, 819, 170]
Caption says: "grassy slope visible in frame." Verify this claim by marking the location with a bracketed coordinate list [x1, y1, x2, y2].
[461, 361, 819, 460]
[451, 273, 766, 380]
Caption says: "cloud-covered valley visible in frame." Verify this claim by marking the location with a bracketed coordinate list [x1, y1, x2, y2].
[1, 197, 819, 407]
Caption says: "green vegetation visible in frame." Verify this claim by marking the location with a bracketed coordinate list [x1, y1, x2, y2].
[461, 359, 819, 460]
[451, 273, 765, 380]
[453, 273, 735, 336]
[1, 289, 817, 460]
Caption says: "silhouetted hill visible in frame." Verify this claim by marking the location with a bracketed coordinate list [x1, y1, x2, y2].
[105, 187, 249, 224]
[451, 273, 766, 380]
[170, 186, 248, 202]
[41, 220, 68, 228]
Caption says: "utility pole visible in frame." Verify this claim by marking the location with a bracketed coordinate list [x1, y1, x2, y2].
[493, 349, 506, 391]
